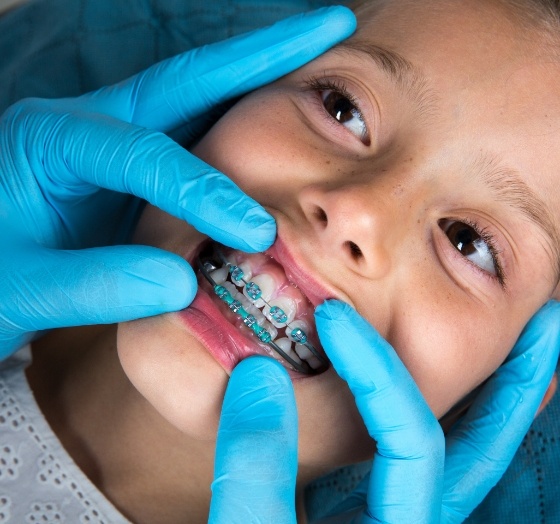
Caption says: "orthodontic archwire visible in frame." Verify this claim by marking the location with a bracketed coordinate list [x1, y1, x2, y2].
[196, 251, 329, 375]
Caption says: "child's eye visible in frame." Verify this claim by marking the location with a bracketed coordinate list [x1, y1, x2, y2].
[304, 76, 370, 145]
[321, 89, 368, 144]
[440, 219, 503, 281]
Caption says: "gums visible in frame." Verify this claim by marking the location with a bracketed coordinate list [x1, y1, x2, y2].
[191, 242, 329, 375]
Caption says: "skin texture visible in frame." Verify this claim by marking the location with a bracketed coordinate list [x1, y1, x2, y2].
[123, 0, 560, 457]
[28, 1, 560, 522]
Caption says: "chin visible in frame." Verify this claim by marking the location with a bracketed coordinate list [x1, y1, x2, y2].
[116, 314, 229, 441]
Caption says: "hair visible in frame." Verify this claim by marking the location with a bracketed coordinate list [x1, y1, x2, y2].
[502, 0, 560, 34]
[512, 0, 560, 23]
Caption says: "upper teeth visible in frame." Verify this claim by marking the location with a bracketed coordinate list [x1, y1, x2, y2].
[231, 262, 252, 286]
[264, 296, 297, 328]
[200, 249, 328, 373]
[287, 320, 309, 343]
[209, 267, 228, 285]
[242, 273, 274, 308]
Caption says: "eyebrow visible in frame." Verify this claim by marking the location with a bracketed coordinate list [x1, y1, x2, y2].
[335, 41, 439, 120]
[337, 41, 560, 284]
[473, 154, 560, 281]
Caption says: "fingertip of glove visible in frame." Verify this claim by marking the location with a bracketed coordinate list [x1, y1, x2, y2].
[310, 6, 357, 37]
[199, 192, 276, 253]
[223, 357, 296, 433]
[155, 257, 198, 309]
[237, 213, 277, 253]
[127, 247, 197, 309]
[527, 300, 560, 332]
[540, 299, 560, 315]
[315, 299, 355, 321]
[232, 356, 291, 389]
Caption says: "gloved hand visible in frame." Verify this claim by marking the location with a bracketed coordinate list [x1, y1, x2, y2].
[210, 357, 299, 523]
[209, 300, 560, 524]
[0, 6, 357, 358]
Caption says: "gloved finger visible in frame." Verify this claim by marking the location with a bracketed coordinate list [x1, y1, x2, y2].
[77, 6, 357, 131]
[210, 356, 298, 524]
[315, 300, 444, 523]
[0, 244, 194, 359]
[442, 300, 560, 523]
[14, 105, 274, 252]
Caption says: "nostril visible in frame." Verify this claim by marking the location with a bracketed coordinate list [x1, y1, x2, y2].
[313, 206, 328, 226]
[345, 241, 363, 261]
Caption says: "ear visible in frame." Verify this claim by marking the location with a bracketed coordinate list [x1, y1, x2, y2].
[536, 373, 557, 417]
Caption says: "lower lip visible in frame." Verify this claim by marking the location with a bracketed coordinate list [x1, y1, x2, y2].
[174, 283, 309, 379]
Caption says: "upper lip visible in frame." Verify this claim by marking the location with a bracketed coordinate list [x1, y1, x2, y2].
[266, 235, 336, 308]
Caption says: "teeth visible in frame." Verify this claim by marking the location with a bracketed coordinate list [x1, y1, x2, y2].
[243, 273, 274, 308]
[247, 303, 267, 326]
[201, 252, 327, 374]
[287, 320, 310, 343]
[236, 293, 252, 310]
[223, 281, 238, 296]
[264, 296, 297, 328]
[209, 267, 228, 285]
[261, 320, 278, 342]
[294, 343, 313, 360]
[274, 337, 292, 352]
[294, 344, 323, 369]
[308, 358, 323, 369]
[275, 338, 303, 365]
[230, 262, 252, 287]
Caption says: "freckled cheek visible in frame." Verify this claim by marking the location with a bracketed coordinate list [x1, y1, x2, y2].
[391, 309, 514, 418]
[193, 99, 316, 201]
[194, 121, 275, 192]
[132, 204, 203, 250]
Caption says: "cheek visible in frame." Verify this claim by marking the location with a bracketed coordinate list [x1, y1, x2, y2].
[117, 315, 229, 440]
[392, 301, 519, 418]
[131, 204, 207, 253]
[295, 369, 375, 473]
[192, 93, 316, 204]
[194, 115, 275, 196]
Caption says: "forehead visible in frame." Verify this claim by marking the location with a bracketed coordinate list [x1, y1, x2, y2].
[344, 0, 560, 274]
[352, 0, 558, 82]
[349, 0, 560, 152]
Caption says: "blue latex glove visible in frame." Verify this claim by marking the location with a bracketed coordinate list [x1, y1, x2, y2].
[209, 300, 560, 524]
[0, 6, 357, 358]
[210, 357, 299, 523]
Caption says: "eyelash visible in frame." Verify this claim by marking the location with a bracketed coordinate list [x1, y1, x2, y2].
[451, 217, 506, 287]
[303, 76, 369, 142]
[302, 77, 507, 288]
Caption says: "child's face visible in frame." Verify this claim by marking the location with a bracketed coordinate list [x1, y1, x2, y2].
[118, 0, 560, 477]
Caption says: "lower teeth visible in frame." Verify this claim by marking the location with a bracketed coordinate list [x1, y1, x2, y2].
[197, 249, 328, 374]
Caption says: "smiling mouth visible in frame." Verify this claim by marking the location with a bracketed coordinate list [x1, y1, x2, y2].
[195, 242, 329, 375]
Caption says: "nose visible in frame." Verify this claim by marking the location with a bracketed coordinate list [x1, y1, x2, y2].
[299, 184, 404, 279]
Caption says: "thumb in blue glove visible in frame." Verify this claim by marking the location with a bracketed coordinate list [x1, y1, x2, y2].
[209, 357, 298, 524]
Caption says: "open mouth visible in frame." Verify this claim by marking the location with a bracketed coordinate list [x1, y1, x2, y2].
[195, 242, 330, 375]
